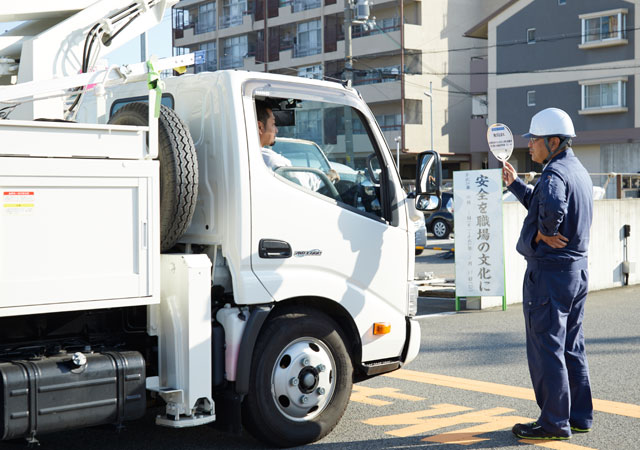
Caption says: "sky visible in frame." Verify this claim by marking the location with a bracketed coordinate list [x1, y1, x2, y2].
[1, 9, 173, 68]
[104, 10, 173, 66]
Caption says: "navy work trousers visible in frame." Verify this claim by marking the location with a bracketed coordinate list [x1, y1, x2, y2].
[522, 261, 593, 436]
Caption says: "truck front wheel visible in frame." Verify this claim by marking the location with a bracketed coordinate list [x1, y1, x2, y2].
[242, 309, 353, 447]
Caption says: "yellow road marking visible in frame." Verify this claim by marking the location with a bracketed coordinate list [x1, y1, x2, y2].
[421, 409, 531, 445]
[364, 403, 598, 449]
[364, 404, 472, 432]
[384, 369, 640, 419]
[363, 403, 594, 450]
[350, 385, 424, 406]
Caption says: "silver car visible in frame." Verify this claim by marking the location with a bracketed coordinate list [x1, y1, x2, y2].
[414, 214, 427, 256]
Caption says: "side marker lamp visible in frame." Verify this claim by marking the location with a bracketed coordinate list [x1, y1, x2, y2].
[373, 322, 391, 335]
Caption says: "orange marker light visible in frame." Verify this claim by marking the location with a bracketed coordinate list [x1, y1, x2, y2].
[373, 322, 391, 335]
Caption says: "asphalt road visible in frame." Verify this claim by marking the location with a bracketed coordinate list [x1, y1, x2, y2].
[416, 236, 455, 280]
[10, 282, 638, 450]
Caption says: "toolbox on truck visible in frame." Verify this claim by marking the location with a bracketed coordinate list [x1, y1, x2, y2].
[0, 122, 160, 317]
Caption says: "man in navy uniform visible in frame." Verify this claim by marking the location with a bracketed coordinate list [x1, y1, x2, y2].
[502, 108, 593, 440]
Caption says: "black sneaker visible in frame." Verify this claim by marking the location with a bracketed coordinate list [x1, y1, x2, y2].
[512, 422, 571, 440]
[570, 425, 591, 433]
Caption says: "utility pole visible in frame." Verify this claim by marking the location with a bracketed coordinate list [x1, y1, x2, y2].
[399, 0, 404, 155]
[343, 0, 374, 168]
[344, 2, 354, 167]
[424, 82, 433, 151]
[264, 0, 268, 72]
[394, 136, 401, 173]
[140, 33, 148, 62]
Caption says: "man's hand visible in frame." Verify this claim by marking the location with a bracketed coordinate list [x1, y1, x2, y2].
[535, 230, 569, 248]
[326, 169, 340, 183]
[502, 161, 517, 186]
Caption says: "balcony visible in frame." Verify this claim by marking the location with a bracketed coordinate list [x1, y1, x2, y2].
[292, 0, 321, 12]
[354, 81, 400, 104]
[374, 0, 421, 5]
[352, 65, 401, 87]
[195, 18, 217, 34]
[293, 43, 322, 58]
[219, 14, 244, 29]
[352, 17, 400, 39]
[174, 22, 197, 44]
[352, 30, 401, 56]
[196, 61, 218, 73]
[220, 54, 246, 69]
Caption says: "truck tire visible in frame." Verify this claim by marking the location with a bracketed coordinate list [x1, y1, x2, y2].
[242, 308, 353, 447]
[109, 102, 198, 252]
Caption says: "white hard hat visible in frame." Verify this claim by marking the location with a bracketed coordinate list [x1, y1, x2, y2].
[522, 107, 576, 138]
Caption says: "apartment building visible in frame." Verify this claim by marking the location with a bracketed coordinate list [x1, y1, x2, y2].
[171, 0, 508, 179]
[465, 0, 640, 196]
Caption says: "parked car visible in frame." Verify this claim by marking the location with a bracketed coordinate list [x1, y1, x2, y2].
[270, 138, 380, 214]
[271, 137, 332, 173]
[414, 214, 427, 255]
[425, 191, 453, 239]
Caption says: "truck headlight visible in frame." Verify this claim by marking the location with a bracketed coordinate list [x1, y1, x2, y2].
[407, 282, 418, 317]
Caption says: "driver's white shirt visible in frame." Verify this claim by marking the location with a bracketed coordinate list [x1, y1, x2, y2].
[261, 147, 321, 191]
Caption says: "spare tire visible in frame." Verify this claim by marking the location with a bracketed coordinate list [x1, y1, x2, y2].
[109, 102, 198, 252]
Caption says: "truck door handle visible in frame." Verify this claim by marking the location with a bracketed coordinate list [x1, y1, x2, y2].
[259, 239, 292, 258]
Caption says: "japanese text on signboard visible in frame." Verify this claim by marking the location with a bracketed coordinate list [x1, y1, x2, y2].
[454, 169, 504, 297]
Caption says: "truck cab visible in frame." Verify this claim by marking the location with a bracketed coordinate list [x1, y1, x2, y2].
[80, 69, 434, 445]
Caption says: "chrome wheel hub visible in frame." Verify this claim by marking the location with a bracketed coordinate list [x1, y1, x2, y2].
[271, 337, 336, 421]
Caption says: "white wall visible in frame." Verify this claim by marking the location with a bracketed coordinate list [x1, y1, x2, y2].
[502, 199, 640, 305]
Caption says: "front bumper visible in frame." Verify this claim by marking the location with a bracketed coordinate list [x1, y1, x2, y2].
[402, 317, 421, 365]
[359, 317, 422, 378]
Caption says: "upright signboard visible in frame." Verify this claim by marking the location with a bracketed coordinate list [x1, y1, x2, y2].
[453, 169, 504, 304]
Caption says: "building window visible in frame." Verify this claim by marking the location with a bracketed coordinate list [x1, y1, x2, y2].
[294, 20, 322, 58]
[375, 114, 401, 131]
[352, 65, 400, 86]
[580, 9, 627, 47]
[173, 46, 190, 56]
[173, 8, 195, 30]
[527, 90, 536, 107]
[221, 35, 248, 69]
[558, 0, 566, 5]
[579, 78, 627, 114]
[220, 0, 247, 29]
[298, 64, 323, 80]
[196, 41, 217, 73]
[527, 28, 536, 44]
[295, 109, 322, 142]
[196, 2, 216, 34]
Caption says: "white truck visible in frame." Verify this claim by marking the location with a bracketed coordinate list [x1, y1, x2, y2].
[0, 1, 442, 446]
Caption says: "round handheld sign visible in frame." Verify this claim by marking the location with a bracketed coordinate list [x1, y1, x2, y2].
[486, 123, 514, 163]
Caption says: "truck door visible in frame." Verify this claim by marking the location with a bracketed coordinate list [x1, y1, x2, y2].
[246, 89, 410, 360]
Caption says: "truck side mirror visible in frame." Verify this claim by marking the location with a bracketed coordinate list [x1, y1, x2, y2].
[415, 150, 442, 211]
[366, 153, 381, 184]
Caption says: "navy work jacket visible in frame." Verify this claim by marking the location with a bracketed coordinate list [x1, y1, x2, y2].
[507, 148, 593, 268]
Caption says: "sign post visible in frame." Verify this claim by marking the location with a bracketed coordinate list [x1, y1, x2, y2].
[453, 169, 505, 310]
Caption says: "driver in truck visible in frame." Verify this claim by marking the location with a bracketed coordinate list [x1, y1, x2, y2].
[256, 100, 334, 191]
